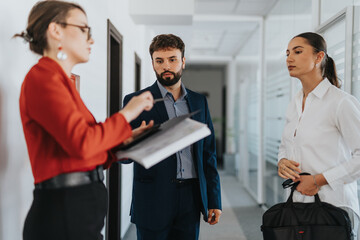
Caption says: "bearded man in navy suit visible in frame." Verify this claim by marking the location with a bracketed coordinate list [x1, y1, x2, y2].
[123, 34, 222, 240]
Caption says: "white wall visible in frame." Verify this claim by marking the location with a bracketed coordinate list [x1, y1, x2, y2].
[0, 2, 43, 240]
[0, 0, 153, 239]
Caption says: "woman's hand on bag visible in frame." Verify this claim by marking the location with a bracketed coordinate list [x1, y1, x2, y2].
[120, 91, 154, 123]
[296, 175, 319, 196]
[296, 174, 327, 196]
[278, 158, 301, 180]
[123, 120, 154, 145]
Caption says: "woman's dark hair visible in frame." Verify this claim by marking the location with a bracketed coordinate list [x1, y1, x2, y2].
[14, 0, 85, 55]
[149, 34, 185, 59]
[293, 32, 340, 88]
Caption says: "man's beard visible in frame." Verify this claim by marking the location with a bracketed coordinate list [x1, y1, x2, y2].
[156, 69, 182, 87]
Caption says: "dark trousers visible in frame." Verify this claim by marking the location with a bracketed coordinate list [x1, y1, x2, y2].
[136, 181, 201, 240]
[23, 181, 107, 240]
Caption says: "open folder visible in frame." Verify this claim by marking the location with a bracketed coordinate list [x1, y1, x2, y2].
[115, 111, 211, 169]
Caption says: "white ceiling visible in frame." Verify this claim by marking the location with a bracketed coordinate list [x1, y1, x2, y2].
[146, 0, 311, 62]
[195, 0, 277, 16]
[190, 20, 259, 56]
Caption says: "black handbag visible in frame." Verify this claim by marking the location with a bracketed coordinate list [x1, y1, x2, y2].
[261, 174, 353, 240]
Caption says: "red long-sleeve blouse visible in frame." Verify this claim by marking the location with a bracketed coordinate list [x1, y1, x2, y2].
[20, 57, 132, 184]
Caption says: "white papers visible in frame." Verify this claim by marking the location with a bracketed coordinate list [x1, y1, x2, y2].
[116, 117, 210, 169]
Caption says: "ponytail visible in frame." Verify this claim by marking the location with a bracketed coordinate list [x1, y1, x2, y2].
[293, 32, 340, 88]
[323, 55, 340, 88]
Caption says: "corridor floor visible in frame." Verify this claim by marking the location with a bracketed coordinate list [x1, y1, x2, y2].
[123, 172, 264, 240]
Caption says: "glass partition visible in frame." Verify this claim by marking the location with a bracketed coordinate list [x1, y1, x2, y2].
[246, 77, 260, 196]
[264, 67, 290, 206]
[320, 0, 353, 24]
[351, 7, 360, 203]
[236, 23, 261, 200]
[352, 7, 360, 99]
[263, 0, 312, 207]
[320, 19, 346, 89]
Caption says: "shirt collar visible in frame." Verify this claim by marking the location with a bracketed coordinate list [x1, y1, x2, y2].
[310, 78, 331, 99]
[156, 80, 188, 100]
[297, 78, 331, 100]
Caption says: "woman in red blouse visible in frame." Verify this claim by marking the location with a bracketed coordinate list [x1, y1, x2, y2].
[15, 1, 153, 239]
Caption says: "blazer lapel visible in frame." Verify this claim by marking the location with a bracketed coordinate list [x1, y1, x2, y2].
[149, 82, 169, 124]
[185, 89, 202, 173]
[186, 90, 202, 122]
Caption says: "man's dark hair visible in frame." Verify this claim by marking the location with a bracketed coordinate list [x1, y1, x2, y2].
[149, 34, 185, 59]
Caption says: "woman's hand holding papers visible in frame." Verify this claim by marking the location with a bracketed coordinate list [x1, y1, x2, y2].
[120, 91, 154, 122]
[123, 120, 154, 146]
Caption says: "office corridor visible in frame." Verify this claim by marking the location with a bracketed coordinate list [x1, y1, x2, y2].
[124, 172, 265, 240]
[3, 1, 360, 239]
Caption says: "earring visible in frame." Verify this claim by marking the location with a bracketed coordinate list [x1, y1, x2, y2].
[57, 44, 67, 61]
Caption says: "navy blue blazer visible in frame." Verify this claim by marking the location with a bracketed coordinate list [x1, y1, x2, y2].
[123, 82, 222, 230]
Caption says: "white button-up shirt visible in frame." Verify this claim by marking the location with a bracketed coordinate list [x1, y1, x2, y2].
[278, 78, 360, 216]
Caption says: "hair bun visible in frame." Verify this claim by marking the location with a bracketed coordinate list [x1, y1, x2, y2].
[21, 31, 33, 43]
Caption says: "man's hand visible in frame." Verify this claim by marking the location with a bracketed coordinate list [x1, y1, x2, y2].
[207, 209, 222, 225]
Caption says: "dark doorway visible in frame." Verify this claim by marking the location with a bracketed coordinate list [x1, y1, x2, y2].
[181, 65, 226, 168]
[106, 19, 123, 240]
[135, 53, 141, 91]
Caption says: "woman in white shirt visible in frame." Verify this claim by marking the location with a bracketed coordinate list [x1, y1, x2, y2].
[278, 32, 360, 238]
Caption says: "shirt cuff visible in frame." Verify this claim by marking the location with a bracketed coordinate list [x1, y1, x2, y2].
[117, 113, 132, 136]
[278, 154, 287, 162]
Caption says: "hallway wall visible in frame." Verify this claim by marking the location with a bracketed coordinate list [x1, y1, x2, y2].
[0, 1, 154, 239]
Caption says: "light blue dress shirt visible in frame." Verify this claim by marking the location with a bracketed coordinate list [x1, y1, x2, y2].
[156, 81, 197, 179]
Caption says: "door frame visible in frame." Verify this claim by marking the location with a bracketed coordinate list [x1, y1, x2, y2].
[106, 19, 123, 240]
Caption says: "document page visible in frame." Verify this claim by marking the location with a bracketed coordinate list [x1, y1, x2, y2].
[116, 118, 210, 169]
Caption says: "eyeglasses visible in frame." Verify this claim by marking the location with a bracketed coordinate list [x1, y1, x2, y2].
[58, 22, 92, 40]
